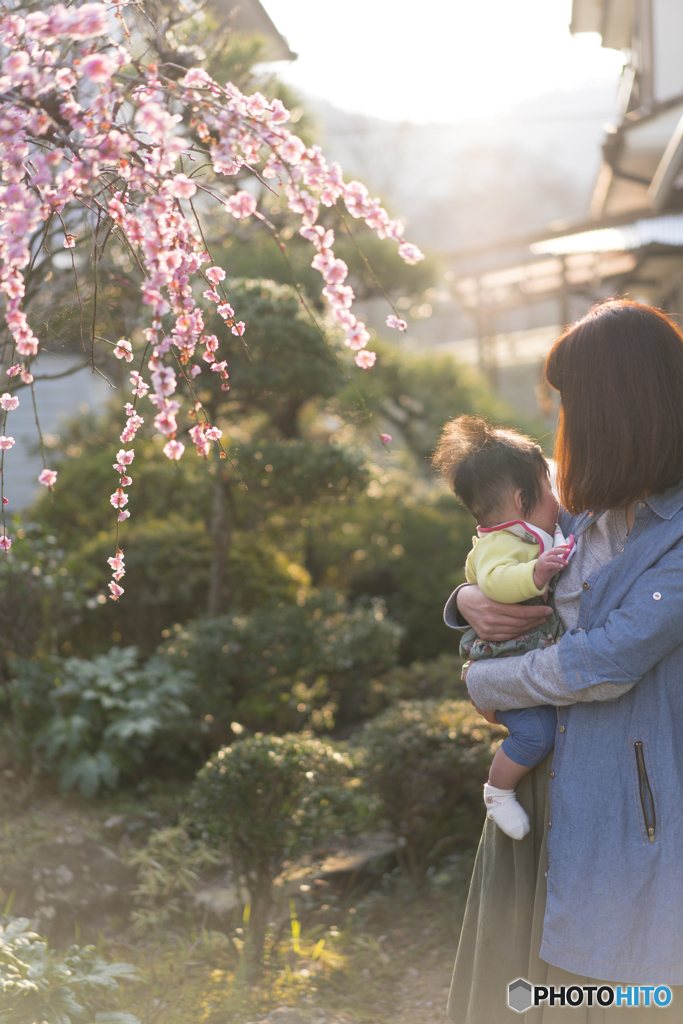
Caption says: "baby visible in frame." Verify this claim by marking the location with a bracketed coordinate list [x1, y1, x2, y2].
[433, 416, 575, 840]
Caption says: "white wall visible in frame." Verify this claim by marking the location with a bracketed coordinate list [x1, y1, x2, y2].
[654, 0, 683, 100]
[2, 356, 112, 510]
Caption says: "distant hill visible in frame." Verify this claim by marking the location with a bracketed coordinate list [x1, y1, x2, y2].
[309, 81, 619, 251]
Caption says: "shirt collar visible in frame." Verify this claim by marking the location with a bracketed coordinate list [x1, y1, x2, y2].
[645, 482, 683, 521]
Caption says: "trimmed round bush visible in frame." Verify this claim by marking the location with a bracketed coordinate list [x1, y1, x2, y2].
[192, 733, 356, 970]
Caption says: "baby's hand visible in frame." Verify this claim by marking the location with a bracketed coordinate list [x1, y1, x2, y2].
[533, 544, 571, 591]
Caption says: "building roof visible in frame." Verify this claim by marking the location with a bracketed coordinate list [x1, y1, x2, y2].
[570, 0, 634, 50]
[214, 0, 297, 62]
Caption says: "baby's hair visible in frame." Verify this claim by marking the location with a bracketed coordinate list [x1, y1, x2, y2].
[432, 415, 549, 524]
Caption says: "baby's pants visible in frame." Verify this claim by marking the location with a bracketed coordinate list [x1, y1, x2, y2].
[496, 705, 557, 767]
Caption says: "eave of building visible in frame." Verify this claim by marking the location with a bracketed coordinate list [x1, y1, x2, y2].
[212, 0, 297, 62]
[591, 95, 683, 217]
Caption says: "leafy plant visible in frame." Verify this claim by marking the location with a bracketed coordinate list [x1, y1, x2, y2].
[192, 733, 357, 973]
[358, 699, 505, 884]
[126, 824, 221, 936]
[0, 915, 139, 1024]
[8, 647, 193, 796]
[163, 589, 401, 741]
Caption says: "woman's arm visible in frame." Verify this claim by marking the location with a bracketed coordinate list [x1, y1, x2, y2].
[456, 583, 553, 639]
[468, 537, 683, 710]
[466, 645, 634, 711]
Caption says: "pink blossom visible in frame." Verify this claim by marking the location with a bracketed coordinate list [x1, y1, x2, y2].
[277, 135, 306, 165]
[345, 322, 370, 351]
[181, 68, 213, 90]
[203, 289, 220, 303]
[205, 426, 222, 441]
[380, 433, 392, 445]
[120, 474, 132, 486]
[168, 174, 197, 199]
[190, 364, 202, 378]
[163, 439, 185, 460]
[6, 366, 21, 378]
[108, 550, 125, 573]
[16, 336, 39, 358]
[60, 3, 109, 39]
[130, 371, 149, 397]
[2, 498, 7, 506]
[55, 67, 78, 90]
[151, 366, 177, 397]
[109, 581, 124, 600]
[206, 266, 226, 285]
[354, 350, 377, 369]
[114, 339, 133, 361]
[345, 181, 371, 219]
[79, 53, 113, 82]
[0, 437, 15, 450]
[386, 315, 407, 331]
[225, 191, 257, 219]
[108, 197, 126, 222]
[38, 468, 57, 487]
[63, 234, 76, 248]
[118, 510, 130, 522]
[0, 394, 19, 411]
[110, 489, 128, 508]
[116, 448, 134, 465]
[0, 536, 11, 552]
[231, 321, 245, 336]
[153, 409, 177, 436]
[217, 303, 234, 320]
[398, 242, 425, 265]
[20, 370, 34, 384]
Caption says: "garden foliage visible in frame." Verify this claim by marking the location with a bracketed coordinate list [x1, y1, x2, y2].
[9, 647, 192, 796]
[163, 589, 401, 739]
[359, 699, 506, 884]
[0, 915, 139, 1024]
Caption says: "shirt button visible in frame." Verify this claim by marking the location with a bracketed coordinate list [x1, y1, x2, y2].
[549, 770, 555, 777]
[636, 501, 645, 510]
[653, 592, 662, 601]
[582, 582, 589, 590]
[548, 821, 552, 827]
[545, 871, 548, 878]
[558, 725, 565, 733]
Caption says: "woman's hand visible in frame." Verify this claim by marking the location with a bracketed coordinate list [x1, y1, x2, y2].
[457, 585, 552, 641]
[470, 698, 500, 725]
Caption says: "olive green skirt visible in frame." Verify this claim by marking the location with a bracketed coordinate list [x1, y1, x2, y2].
[447, 757, 683, 1022]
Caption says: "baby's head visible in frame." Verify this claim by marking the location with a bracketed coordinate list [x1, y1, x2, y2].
[432, 415, 556, 532]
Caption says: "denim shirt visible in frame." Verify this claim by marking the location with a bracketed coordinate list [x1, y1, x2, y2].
[535, 485, 683, 983]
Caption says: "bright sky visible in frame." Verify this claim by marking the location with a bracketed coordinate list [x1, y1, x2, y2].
[263, 0, 626, 124]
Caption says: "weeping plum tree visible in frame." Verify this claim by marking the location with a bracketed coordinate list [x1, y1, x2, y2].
[0, 0, 423, 598]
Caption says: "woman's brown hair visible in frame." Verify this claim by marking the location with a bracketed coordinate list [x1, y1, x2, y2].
[545, 299, 683, 514]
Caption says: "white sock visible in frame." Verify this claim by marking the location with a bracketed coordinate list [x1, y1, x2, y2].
[484, 783, 530, 840]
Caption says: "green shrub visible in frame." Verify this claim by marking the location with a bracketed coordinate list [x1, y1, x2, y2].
[8, 647, 193, 796]
[192, 733, 356, 972]
[358, 699, 505, 884]
[126, 824, 220, 936]
[0, 915, 139, 1024]
[163, 590, 401, 741]
[365, 654, 467, 717]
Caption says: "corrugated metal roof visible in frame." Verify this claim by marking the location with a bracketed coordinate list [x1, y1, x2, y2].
[531, 214, 683, 255]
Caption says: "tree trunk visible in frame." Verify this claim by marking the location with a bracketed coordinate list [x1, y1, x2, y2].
[207, 470, 232, 617]
[246, 884, 272, 979]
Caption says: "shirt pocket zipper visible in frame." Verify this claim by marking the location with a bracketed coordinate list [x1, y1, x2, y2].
[634, 740, 656, 844]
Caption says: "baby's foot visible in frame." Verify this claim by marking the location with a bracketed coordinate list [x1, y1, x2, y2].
[484, 783, 530, 840]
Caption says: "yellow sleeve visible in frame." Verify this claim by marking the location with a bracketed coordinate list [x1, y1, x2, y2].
[469, 532, 546, 603]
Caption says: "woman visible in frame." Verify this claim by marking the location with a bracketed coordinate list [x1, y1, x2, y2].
[445, 300, 683, 1022]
